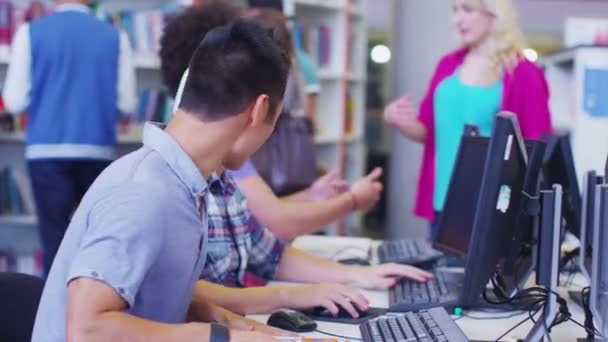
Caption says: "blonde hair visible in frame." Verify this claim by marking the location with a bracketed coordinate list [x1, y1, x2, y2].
[463, 0, 527, 80]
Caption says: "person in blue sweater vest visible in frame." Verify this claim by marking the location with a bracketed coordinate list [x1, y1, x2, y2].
[2, 0, 136, 276]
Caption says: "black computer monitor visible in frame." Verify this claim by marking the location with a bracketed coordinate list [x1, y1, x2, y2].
[493, 139, 546, 297]
[542, 134, 581, 238]
[248, 0, 283, 10]
[434, 133, 488, 257]
[577, 171, 604, 280]
[458, 113, 530, 307]
[591, 184, 608, 337]
[536, 185, 563, 288]
[605, 155, 608, 183]
[526, 184, 563, 341]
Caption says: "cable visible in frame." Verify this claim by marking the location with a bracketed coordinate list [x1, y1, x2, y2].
[494, 314, 534, 341]
[314, 329, 362, 341]
[582, 286, 597, 339]
[569, 316, 604, 339]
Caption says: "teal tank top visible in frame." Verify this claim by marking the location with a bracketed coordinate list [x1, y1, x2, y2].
[433, 69, 503, 211]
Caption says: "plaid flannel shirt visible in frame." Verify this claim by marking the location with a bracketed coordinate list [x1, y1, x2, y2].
[201, 172, 285, 287]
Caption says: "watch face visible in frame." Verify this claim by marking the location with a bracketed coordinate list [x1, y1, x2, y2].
[248, 0, 283, 11]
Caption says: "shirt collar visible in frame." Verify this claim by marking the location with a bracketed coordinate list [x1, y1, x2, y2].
[143, 122, 209, 197]
[210, 171, 236, 197]
[56, 3, 91, 14]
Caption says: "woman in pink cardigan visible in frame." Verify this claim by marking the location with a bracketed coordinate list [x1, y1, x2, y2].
[384, 0, 552, 238]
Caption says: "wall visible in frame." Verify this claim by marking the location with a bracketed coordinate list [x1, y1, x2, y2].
[386, 0, 455, 239]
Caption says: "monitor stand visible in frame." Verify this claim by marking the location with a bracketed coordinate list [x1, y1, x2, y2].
[526, 185, 562, 342]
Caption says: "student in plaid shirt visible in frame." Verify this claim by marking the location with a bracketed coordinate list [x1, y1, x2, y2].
[197, 171, 432, 318]
[201, 171, 285, 287]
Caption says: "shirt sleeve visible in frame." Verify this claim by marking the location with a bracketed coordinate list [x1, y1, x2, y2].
[3, 24, 31, 115]
[117, 31, 137, 115]
[296, 49, 321, 94]
[245, 216, 286, 280]
[228, 159, 259, 179]
[67, 185, 165, 307]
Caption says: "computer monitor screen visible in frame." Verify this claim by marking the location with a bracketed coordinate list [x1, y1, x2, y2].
[578, 171, 604, 280]
[542, 134, 581, 238]
[591, 185, 608, 336]
[248, 0, 283, 10]
[434, 135, 488, 257]
[494, 139, 546, 296]
[459, 113, 529, 307]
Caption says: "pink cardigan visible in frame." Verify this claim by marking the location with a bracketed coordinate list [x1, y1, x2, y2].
[414, 48, 553, 222]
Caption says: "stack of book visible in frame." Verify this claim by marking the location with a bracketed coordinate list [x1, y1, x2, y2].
[134, 89, 174, 124]
[0, 166, 34, 216]
[294, 24, 332, 69]
[0, 250, 43, 277]
[102, 8, 170, 56]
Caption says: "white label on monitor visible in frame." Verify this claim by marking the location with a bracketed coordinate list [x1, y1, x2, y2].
[504, 134, 513, 161]
[497, 185, 511, 214]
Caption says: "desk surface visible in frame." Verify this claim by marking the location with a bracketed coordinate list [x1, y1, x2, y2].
[248, 235, 593, 342]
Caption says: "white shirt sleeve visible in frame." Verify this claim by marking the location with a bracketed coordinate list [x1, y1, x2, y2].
[117, 31, 137, 115]
[3, 24, 31, 115]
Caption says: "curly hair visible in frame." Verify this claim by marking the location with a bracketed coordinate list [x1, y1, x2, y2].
[159, 0, 243, 97]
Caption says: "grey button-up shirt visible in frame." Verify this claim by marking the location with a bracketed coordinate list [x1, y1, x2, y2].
[32, 123, 211, 341]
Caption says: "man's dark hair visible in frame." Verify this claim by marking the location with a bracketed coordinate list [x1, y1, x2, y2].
[244, 8, 294, 58]
[159, 1, 242, 97]
[179, 19, 291, 121]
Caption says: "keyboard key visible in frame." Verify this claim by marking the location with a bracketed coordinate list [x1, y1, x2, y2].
[406, 312, 428, 338]
[388, 319, 405, 341]
[367, 321, 383, 340]
[430, 327, 443, 337]
[436, 335, 449, 342]
[378, 319, 395, 342]
[397, 316, 416, 340]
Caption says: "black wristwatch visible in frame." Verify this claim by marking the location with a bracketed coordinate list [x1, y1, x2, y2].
[210, 323, 231, 342]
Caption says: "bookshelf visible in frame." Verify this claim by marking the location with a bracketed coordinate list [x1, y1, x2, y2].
[0, 0, 368, 270]
[539, 45, 608, 184]
[285, 0, 368, 235]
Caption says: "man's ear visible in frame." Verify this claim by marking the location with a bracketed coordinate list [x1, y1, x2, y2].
[248, 94, 270, 127]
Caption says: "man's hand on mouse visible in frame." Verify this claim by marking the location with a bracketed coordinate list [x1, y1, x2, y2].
[347, 263, 435, 289]
[279, 283, 369, 318]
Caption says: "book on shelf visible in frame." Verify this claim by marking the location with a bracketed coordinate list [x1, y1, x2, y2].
[0, 166, 34, 216]
[134, 88, 174, 125]
[0, 1, 49, 52]
[0, 250, 43, 277]
[293, 23, 332, 69]
[94, 5, 176, 57]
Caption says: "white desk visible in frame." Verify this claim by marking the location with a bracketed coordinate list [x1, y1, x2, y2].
[248, 235, 593, 341]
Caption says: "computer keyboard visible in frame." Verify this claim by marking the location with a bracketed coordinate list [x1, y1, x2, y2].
[388, 272, 460, 312]
[377, 239, 443, 267]
[360, 307, 469, 342]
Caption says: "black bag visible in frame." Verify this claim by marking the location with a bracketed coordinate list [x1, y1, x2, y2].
[251, 113, 318, 197]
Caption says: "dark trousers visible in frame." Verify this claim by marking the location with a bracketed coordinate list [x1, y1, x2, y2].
[28, 159, 110, 276]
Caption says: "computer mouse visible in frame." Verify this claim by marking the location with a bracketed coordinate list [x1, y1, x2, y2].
[337, 257, 371, 266]
[267, 310, 317, 333]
